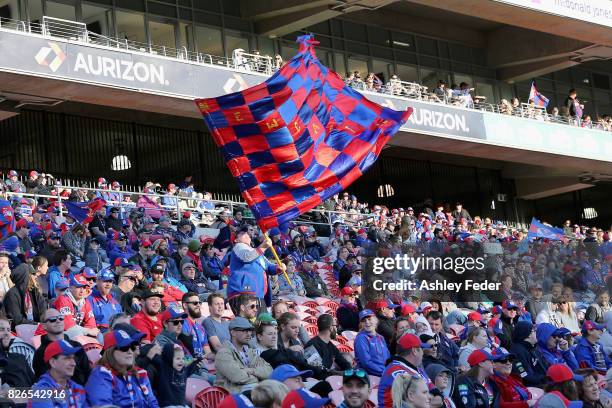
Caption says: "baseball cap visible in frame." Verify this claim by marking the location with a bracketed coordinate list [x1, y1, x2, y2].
[98, 268, 115, 282]
[547, 363, 583, 384]
[15, 219, 28, 229]
[69, 274, 88, 287]
[97, 177, 107, 185]
[141, 289, 164, 300]
[8, 170, 17, 177]
[160, 305, 188, 324]
[219, 394, 255, 408]
[49, 232, 61, 240]
[340, 287, 355, 296]
[281, 389, 329, 408]
[348, 276, 362, 286]
[490, 347, 515, 361]
[502, 300, 519, 310]
[417, 301, 432, 313]
[80, 267, 97, 279]
[139, 240, 152, 248]
[553, 327, 572, 338]
[151, 264, 165, 275]
[467, 349, 495, 367]
[270, 364, 313, 382]
[397, 333, 432, 352]
[229, 317, 254, 331]
[358, 309, 374, 321]
[582, 320, 605, 332]
[55, 277, 69, 290]
[419, 333, 436, 344]
[343, 368, 370, 385]
[114, 258, 130, 268]
[43, 340, 81, 363]
[111, 181, 121, 189]
[109, 207, 120, 213]
[256, 313, 277, 326]
[400, 303, 416, 316]
[467, 312, 483, 322]
[103, 329, 145, 351]
[488, 318, 504, 335]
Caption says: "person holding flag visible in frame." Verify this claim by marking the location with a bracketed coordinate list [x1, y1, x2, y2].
[227, 225, 285, 313]
[528, 81, 549, 108]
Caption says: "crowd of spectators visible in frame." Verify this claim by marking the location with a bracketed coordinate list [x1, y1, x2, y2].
[0, 168, 610, 407]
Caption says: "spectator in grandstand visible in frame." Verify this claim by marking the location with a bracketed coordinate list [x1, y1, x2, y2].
[431, 80, 448, 103]
[153, 305, 191, 351]
[179, 261, 212, 295]
[105, 206, 123, 232]
[31, 339, 88, 406]
[585, 288, 611, 323]
[391, 373, 431, 408]
[373, 299, 397, 346]
[4, 170, 25, 193]
[499, 300, 520, 349]
[458, 327, 490, 371]
[181, 292, 214, 361]
[87, 268, 122, 333]
[564, 88, 584, 123]
[254, 313, 278, 354]
[536, 323, 578, 370]
[107, 232, 135, 264]
[335, 369, 370, 408]
[201, 243, 223, 282]
[211, 211, 232, 250]
[3, 263, 46, 328]
[525, 282, 547, 322]
[428, 311, 459, 370]
[215, 316, 272, 393]
[424, 364, 455, 407]
[270, 364, 312, 391]
[131, 289, 164, 343]
[54, 273, 99, 339]
[14, 218, 32, 253]
[0, 253, 13, 300]
[276, 257, 306, 297]
[227, 227, 283, 311]
[337, 287, 360, 333]
[84, 237, 109, 272]
[129, 239, 154, 272]
[379, 333, 432, 407]
[488, 347, 532, 406]
[538, 363, 582, 406]
[574, 320, 612, 374]
[33, 308, 91, 385]
[0, 318, 35, 389]
[510, 320, 546, 387]
[252, 379, 289, 408]
[452, 349, 496, 407]
[62, 223, 87, 260]
[451, 202, 471, 223]
[574, 368, 604, 408]
[86, 329, 158, 407]
[354, 309, 389, 377]
[39, 232, 63, 266]
[299, 255, 329, 298]
[203, 293, 230, 352]
[305, 314, 351, 372]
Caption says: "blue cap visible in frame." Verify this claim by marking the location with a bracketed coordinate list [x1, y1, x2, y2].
[268, 227, 281, 237]
[80, 267, 97, 279]
[387, 299, 400, 309]
[98, 268, 115, 282]
[553, 327, 571, 338]
[44, 340, 81, 363]
[491, 347, 515, 361]
[55, 277, 69, 290]
[348, 276, 362, 286]
[477, 306, 491, 315]
[282, 389, 329, 408]
[582, 320, 606, 332]
[219, 394, 255, 408]
[103, 329, 145, 350]
[270, 364, 313, 382]
[359, 309, 374, 321]
[49, 232, 61, 240]
[114, 257, 130, 268]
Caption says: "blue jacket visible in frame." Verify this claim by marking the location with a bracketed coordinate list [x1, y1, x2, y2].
[354, 330, 390, 376]
[31, 372, 88, 408]
[574, 336, 612, 373]
[47, 266, 68, 299]
[202, 254, 224, 279]
[227, 244, 278, 306]
[536, 323, 578, 370]
[107, 243, 135, 264]
[85, 365, 159, 408]
[87, 288, 122, 332]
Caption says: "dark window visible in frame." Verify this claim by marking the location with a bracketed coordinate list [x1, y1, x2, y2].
[593, 73, 610, 90]
[416, 36, 437, 56]
[343, 21, 367, 42]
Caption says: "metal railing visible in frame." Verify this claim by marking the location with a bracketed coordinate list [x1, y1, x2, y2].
[0, 15, 609, 133]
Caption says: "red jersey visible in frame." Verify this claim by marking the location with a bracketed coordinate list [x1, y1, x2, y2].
[130, 311, 163, 342]
[54, 295, 97, 330]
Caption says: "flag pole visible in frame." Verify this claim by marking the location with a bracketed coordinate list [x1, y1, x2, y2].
[264, 230, 293, 289]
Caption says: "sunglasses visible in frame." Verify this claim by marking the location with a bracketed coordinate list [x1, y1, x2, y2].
[116, 344, 138, 352]
[185, 301, 202, 305]
[45, 316, 65, 323]
[248, 304, 258, 310]
[344, 369, 367, 378]
[496, 358, 512, 364]
[126, 276, 137, 282]
[169, 319, 184, 326]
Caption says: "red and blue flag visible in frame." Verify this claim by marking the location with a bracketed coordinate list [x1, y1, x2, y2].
[195, 35, 411, 230]
[64, 198, 106, 224]
[527, 217, 564, 241]
[529, 81, 549, 108]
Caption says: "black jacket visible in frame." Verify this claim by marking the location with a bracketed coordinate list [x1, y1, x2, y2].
[509, 340, 546, 387]
[0, 348, 35, 387]
[452, 374, 490, 408]
[376, 314, 395, 347]
[33, 334, 91, 385]
[153, 342, 198, 407]
[305, 336, 351, 371]
[500, 314, 518, 350]
[4, 264, 47, 328]
[261, 335, 327, 379]
[337, 304, 360, 333]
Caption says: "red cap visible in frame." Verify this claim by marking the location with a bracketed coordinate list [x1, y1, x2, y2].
[182, 211, 191, 218]
[358, 228, 366, 235]
[43, 340, 81, 363]
[547, 363, 583, 384]
[467, 349, 494, 367]
[400, 303, 415, 316]
[340, 287, 355, 296]
[370, 300, 388, 311]
[16, 219, 28, 229]
[397, 333, 432, 351]
[468, 312, 483, 321]
[168, 183, 176, 190]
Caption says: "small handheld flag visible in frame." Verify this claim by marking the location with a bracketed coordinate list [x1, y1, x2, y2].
[196, 35, 411, 230]
[529, 81, 549, 108]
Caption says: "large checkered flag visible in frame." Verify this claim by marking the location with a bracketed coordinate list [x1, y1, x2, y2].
[195, 34, 412, 230]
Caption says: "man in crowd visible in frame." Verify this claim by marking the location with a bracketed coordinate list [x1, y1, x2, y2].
[270, 364, 312, 391]
[181, 292, 214, 360]
[305, 314, 352, 373]
[54, 274, 99, 338]
[110, 265, 139, 306]
[131, 289, 164, 343]
[338, 369, 371, 408]
[87, 268, 122, 333]
[574, 320, 612, 374]
[428, 311, 459, 369]
[0, 318, 35, 387]
[510, 320, 546, 386]
[203, 293, 230, 352]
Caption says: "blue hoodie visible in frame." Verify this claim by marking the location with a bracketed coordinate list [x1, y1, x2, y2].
[536, 323, 578, 370]
[32, 372, 88, 408]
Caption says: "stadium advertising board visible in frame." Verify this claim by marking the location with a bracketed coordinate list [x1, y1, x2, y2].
[495, 0, 612, 28]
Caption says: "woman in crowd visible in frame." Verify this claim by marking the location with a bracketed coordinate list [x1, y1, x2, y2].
[537, 364, 582, 406]
[452, 350, 497, 408]
[555, 300, 581, 333]
[3, 263, 47, 328]
[251, 379, 289, 408]
[391, 374, 432, 408]
[86, 329, 159, 407]
[458, 328, 489, 371]
[276, 258, 306, 297]
[255, 316, 278, 356]
[488, 348, 532, 407]
[390, 317, 412, 355]
[576, 368, 605, 408]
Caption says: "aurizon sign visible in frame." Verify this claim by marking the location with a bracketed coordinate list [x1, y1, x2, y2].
[35, 42, 169, 86]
